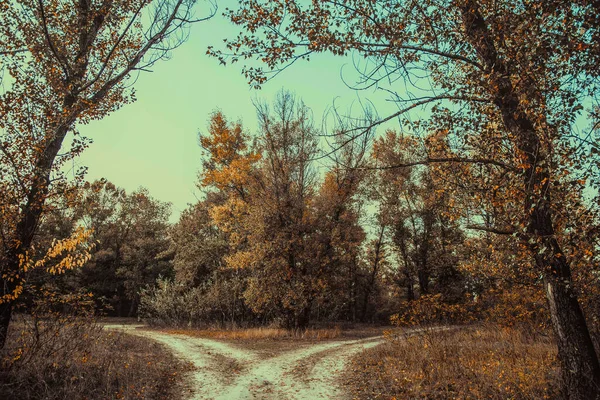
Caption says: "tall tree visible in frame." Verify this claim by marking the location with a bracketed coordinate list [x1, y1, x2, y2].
[0, 0, 213, 347]
[372, 131, 464, 302]
[199, 93, 370, 328]
[212, 1, 600, 396]
[310, 127, 369, 321]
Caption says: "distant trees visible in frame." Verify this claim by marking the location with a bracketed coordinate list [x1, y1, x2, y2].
[26, 181, 173, 317]
[141, 93, 471, 328]
[76, 181, 172, 316]
[141, 93, 379, 327]
[170, 201, 228, 287]
[0, 0, 213, 347]
[201, 93, 334, 328]
[371, 131, 465, 303]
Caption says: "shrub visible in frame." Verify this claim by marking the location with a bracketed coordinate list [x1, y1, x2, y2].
[139, 278, 204, 327]
[391, 294, 477, 327]
[139, 276, 250, 327]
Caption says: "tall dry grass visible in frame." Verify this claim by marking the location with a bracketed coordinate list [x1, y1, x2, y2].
[346, 325, 559, 399]
[0, 314, 189, 400]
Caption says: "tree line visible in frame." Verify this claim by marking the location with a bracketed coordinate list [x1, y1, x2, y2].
[24, 91, 598, 349]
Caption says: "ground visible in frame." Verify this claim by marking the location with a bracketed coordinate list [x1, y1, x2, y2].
[103, 323, 386, 400]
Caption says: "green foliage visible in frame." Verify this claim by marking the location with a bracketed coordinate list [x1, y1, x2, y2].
[139, 274, 250, 328]
[170, 202, 228, 287]
[77, 181, 173, 316]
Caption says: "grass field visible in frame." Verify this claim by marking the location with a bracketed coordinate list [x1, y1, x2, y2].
[344, 324, 559, 400]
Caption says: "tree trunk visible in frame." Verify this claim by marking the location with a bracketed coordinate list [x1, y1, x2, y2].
[460, 2, 600, 397]
[362, 225, 385, 321]
[296, 304, 311, 329]
[544, 268, 600, 398]
[417, 267, 429, 296]
[405, 270, 415, 301]
[417, 215, 433, 295]
[0, 301, 12, 349]
[0, 98, 77, 349]
[128, 298, 138, 318]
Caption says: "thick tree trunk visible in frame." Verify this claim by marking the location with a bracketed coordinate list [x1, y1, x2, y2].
[0, 99, 77, 349]
[544, 268, 600, 398]
[0, 255, 18, 349]
[460, 2, 600, 397]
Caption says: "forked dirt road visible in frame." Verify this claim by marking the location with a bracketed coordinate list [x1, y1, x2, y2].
[103, 324, 385, 399]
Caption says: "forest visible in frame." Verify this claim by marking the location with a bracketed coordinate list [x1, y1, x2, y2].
[1, 0, 600, 399]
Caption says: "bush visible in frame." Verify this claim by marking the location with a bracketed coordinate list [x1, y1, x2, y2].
[139, 276, 250, 328]
[391, 288, 551, 332]
[391, 294, 477, 327]
[139, 278, 204, 327]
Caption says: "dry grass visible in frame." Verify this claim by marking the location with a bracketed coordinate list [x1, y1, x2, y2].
[344, 325, 559, 400]
[160, 326, 343, 341]
[1, 316, 191, 400]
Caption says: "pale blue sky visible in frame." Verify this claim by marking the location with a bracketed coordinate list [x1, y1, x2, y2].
[74, 3, 400, 221]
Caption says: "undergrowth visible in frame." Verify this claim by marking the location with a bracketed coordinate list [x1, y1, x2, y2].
[0, 314, 190, 400]
[345, 325, 559, 400]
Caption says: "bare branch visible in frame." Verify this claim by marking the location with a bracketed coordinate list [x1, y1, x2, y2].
[37, 0, 71, 79]
[0, 49, 27, 56]
[364, 157, 516, 172]
[466, 224, 515, 235]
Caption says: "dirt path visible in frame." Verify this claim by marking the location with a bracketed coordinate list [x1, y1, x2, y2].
[103, 324, 385, 399]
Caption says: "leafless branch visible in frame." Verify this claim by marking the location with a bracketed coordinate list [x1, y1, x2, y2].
[466, 224, 515, 235]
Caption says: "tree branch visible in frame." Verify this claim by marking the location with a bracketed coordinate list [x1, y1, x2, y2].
[37, 0, 71, 79]
[372, 157, 515, 171]
[466, 224, 515, 235]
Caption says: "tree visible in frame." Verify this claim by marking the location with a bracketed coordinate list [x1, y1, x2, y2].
[75, 181, 172, 316]
[310, 126, 369, 321]
[212, 0, 600, 396]
[170, 200, 228, 287]
[371, 131, 465, 302]
[0, 0, 214, 347]
[202, 94, 322, 328]
[359, 224, 387, 321]
[198, 93, 371, 327]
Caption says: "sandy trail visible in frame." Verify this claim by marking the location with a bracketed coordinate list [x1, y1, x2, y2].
[104, 324, 385, 400]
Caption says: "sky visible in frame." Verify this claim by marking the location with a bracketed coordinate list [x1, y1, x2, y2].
[73, 1, 399, 222]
